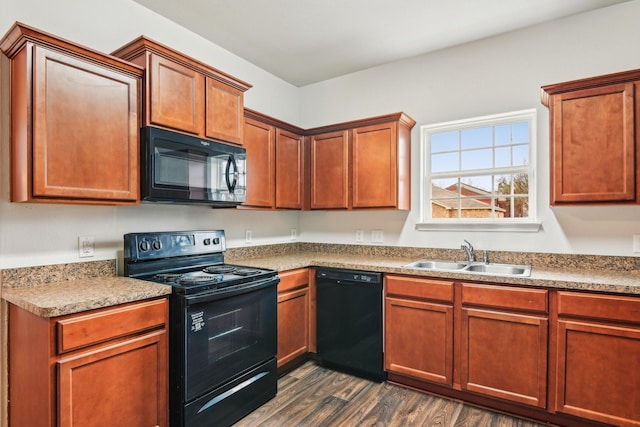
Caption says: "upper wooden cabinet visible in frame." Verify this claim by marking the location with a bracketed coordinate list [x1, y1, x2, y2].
[542, 70, 640, 205]
[307, 112, 415, 210]
[0, 22, 143, 204]
[243, 109, 305, 209]
[112, 36, 251, 145]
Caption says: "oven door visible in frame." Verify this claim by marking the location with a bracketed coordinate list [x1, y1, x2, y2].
[182, 278, 277, 402]
[142, 126, 246, 205]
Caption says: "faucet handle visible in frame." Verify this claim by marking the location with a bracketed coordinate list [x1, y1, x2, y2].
[463, 239, 473, 250]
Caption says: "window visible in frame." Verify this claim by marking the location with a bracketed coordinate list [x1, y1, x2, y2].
[418, 109, 539, 231]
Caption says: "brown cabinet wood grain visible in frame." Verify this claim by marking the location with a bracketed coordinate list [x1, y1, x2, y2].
[277, 269, 311, 367]
[308, 112, 415, 210]
[113, 36, 251, 145]
[384, 275, 454, 385]
[552, 292, 640, 426]
[542, 70, 640, 205]
[310, 130, 350, 209]
[0, 23, 142, 204]
[459, 283, 548, 408]
[243, 110, 305, 209]
[9, 298, 169, 427]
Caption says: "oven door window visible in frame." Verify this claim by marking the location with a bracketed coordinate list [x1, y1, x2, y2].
[184, 285, 276, 401]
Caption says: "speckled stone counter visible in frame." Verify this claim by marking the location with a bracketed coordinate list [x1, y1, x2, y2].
[226, 244, 640, 296]
[1, 260, 171, 318]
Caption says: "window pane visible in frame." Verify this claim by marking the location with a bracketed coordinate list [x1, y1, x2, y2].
[495, 124, 511, 146]
[495, 146, 512, 168]
[513, 145, 529, 166]
[512, 121, 529, 143]
[461, 127, 492, 150]
[431, 131, 459, 153]
[432, 198, 459, 218]
[432, 152, 459, 173]
[462, 148, 492, 170]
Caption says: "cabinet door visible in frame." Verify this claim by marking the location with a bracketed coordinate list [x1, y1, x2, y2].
[149, 53, 204, 135]
[352, 122, 398, 208]
[551, 83, 636, 203]
[244, 117, 275, 207]
[555, 321, 640, 425]
[31, 46, 139, 202]
[206, 77, 244, 145]
[275, 129, 304, 209]
[310, 131, 349, 209]
[385, 297, 453, 385]
[58, 330, 168, 427]
[277, 287, 310, 367]
[460, 308, 547, 408]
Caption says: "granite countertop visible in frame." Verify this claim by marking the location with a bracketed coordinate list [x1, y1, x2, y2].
[2, 276, 172, 318]
[227, 251, 640, 296]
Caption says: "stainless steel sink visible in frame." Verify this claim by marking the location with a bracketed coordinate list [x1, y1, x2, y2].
[403, 260, 467, 270]
[463, 263, 531, 276]
[403, 259, 531, 277]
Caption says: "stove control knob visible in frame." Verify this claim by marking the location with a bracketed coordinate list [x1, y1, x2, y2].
[152, 240, 163, 251]
[139, 240, 150, 252]
[203, 238, 211, 245]
[213, 237, 220, 245]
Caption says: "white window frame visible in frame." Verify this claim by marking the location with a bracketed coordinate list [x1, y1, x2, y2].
[417, 109, 541, 232]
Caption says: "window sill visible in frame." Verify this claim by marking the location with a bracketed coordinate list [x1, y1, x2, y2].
[415, 221, 542, 233]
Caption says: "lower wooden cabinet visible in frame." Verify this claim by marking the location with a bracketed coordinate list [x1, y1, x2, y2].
[277, 268, 311, 367]
[552, 291, 640, 426]
[460, 283, 549, 408]
[384, 275, 454, 385]
[9, 298, 169, 427]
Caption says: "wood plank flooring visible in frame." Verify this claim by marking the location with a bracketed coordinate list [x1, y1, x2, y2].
[234, 362, 548, 427]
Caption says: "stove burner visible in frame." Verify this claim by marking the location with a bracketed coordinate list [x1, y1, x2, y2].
[177, 272, 224, 286]
[154, 273, 182, 282]
[233, 268, 262, 276]
[203, 265, 236, 274]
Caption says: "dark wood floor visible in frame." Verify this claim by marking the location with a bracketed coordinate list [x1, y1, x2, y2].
[234, 361, 548, 427]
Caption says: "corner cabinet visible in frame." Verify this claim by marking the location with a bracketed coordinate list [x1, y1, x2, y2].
[9, 298, 169, 427]
[542, 70, 640, 205]
[112, 36, 251, 145]
[308, 112, 415, 210]
[0, 23, 142, 204]
[277, 269, 311, 368]
[243, 109, 305, 209]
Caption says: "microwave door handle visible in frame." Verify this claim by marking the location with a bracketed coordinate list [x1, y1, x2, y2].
[225, 155, 238, 193]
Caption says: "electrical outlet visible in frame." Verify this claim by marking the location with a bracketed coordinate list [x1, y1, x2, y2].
[633, 235, 640, 253]
[371, 230, 384, 243]
[78, 235, 94, 258]
[355, 230, 364, 243]
[245, 229, 253, 244]
[290, 228, 297, 240]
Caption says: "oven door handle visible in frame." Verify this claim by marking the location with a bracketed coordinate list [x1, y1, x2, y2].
[184, 276, 279, 306]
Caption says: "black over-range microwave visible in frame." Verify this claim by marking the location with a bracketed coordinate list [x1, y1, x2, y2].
[141, 127, 246, 206]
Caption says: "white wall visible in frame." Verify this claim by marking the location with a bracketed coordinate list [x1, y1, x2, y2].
[298, 0, 640, 257]
[2, 0, 640, 269]
[0, 0, 301, 268]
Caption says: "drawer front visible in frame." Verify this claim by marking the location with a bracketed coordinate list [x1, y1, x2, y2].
[278, 268, 309, 292]
[386, 275, 454, 303]
[462, 283, 548, 313]
[557, 291, 640, 324]
[57, 298, 168, 354]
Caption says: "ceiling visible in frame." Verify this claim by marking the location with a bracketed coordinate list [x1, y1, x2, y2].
[132, 0, 631, 87]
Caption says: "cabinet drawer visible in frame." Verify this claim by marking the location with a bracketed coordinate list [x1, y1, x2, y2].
[557, 291, 640, 324]
[56, 298, 168, 354]
[386, 275, 454, 303]
[462, 283, 548, 313]
[278, 268, 309, 292]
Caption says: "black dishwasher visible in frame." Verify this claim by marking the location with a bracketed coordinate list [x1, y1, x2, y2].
[315, 268, 386, 381]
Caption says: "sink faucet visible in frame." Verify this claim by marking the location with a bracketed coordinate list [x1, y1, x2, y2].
[461, 240, 475, 263]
